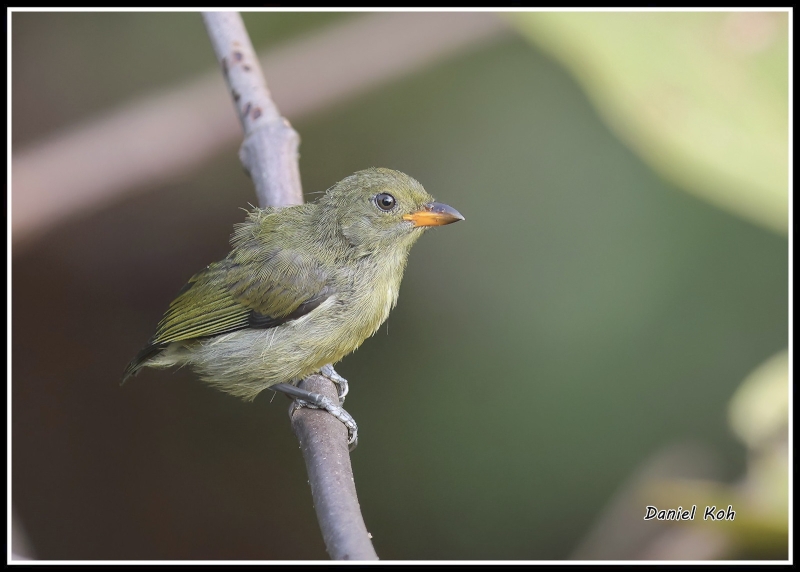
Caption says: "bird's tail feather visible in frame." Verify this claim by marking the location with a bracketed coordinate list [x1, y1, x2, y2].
[121, 343, 166, 385]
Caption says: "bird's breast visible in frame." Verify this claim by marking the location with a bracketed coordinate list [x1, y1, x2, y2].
[327, 254, 405, 343]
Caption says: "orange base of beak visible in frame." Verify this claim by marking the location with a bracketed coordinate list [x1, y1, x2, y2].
[403, 202, 464, 227]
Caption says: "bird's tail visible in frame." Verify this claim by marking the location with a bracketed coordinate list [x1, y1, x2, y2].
[121, 343, 166, 385]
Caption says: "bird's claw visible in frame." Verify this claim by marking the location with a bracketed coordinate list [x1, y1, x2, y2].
[289, 395, 358, 451]
[320, 364, 349, 403]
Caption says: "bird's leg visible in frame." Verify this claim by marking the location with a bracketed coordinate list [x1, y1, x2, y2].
[272, 382, 358, 450]
[319, 363, 349, 403]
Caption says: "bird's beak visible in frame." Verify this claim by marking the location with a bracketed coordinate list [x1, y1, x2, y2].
[403, 202, 465, 227]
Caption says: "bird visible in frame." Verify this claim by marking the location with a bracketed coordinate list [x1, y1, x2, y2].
[123, 168, 464, 445]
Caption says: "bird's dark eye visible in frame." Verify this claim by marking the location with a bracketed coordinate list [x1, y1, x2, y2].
[375, 193, 396, 211]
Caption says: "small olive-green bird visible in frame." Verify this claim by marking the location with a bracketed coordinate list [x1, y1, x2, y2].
[124, 168, 463, 435]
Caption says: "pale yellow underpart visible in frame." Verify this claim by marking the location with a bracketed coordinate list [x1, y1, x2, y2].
[147, 251, 408, 401]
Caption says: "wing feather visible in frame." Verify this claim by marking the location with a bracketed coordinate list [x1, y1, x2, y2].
[124, 206, 332, 381]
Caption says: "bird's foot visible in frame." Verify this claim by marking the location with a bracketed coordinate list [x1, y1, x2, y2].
[273, 382, 358, 450]
[320, 363, 349, 403]
[290, 399, 358, 450]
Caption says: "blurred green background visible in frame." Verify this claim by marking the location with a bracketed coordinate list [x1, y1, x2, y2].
[11, 11, 788, 560]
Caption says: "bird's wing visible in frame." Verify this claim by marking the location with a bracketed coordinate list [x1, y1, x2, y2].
[152, 249, 332, 345]
[123, 246, 332, 380]
[123, 205, 337, 381]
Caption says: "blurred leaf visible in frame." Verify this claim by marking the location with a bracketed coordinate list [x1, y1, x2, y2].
[728, 349, 788, 449]
[509, 12, 788, 235]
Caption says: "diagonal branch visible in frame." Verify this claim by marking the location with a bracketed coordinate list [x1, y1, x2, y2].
[202, 12, 378, 561]
[202, 12, 302, 209]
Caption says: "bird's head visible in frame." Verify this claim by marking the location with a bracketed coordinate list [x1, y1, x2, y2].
[320, 168, 464, 252]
